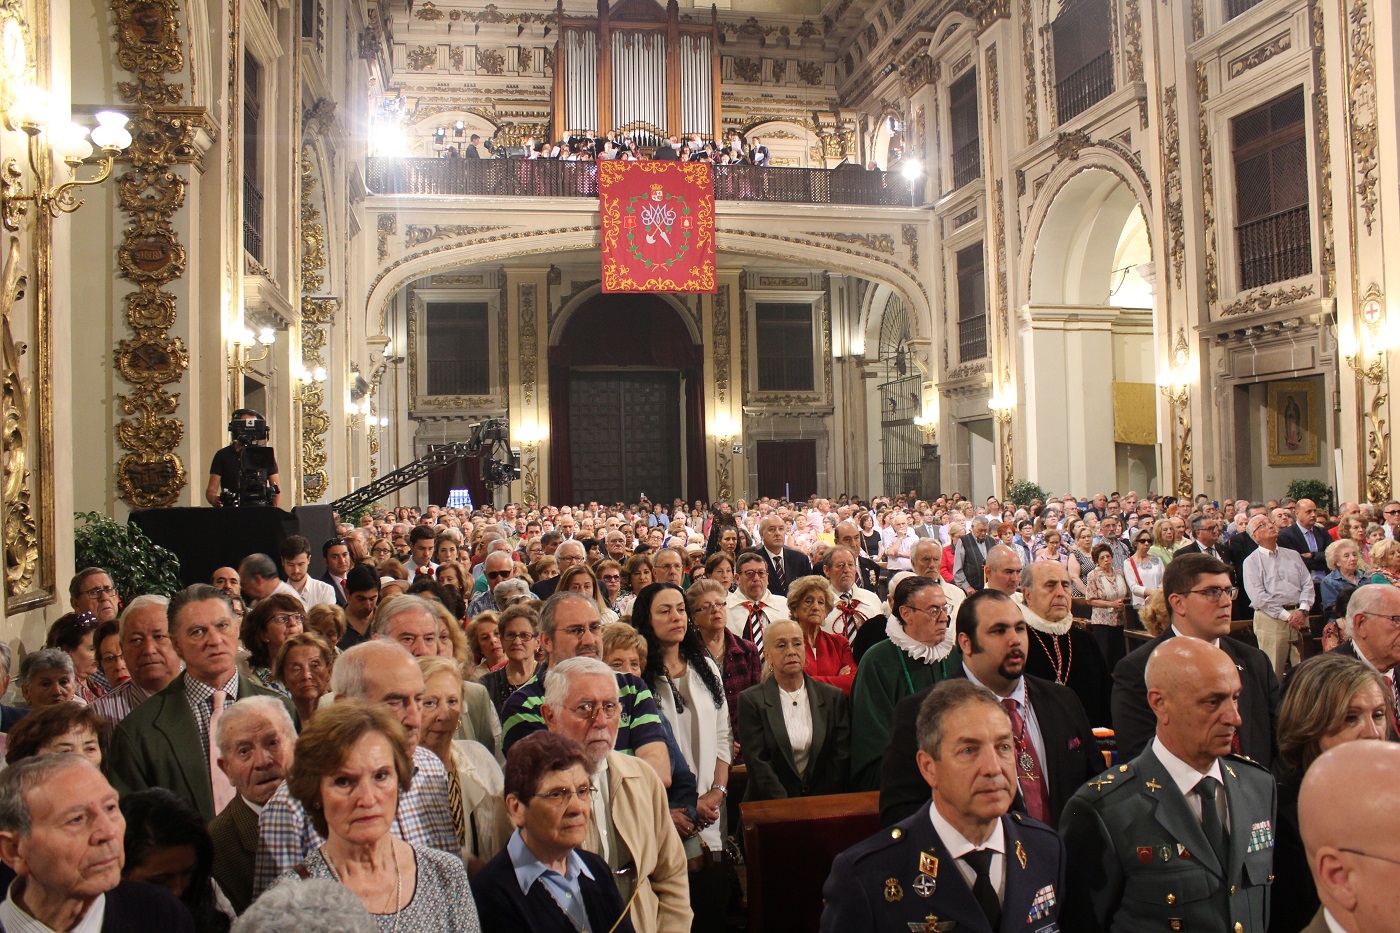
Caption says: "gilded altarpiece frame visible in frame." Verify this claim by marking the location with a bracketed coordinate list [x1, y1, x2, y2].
[0, 0, 55, 612]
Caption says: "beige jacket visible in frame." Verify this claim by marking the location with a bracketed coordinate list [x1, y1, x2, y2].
[586, 750, 692, 933]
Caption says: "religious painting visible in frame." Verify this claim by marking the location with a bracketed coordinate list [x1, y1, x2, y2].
[1266, 379, 1318, 466]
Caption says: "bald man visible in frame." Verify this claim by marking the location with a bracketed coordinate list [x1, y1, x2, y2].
[1299, 741, 1400, 932]
[982, 544, 1023, 595]
[1061, 638, 1276, 932]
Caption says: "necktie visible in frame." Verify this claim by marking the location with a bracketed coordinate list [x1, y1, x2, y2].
[446, 766, 469, 849]
[744, 603, 766, 652]
[208, 691, 236, 815]
[1196, 776, 1228, 866]
[835, 595, 864, 640]
[1003, 699, 1050, 823]
[961, 849, 1002, 929]
[772, 555, 786, 592]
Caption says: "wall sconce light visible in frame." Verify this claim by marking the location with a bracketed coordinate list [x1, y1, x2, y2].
[228, 326, 276, 378]
[1158, 328, 1192, 408]
[1342, 291, 1390, 386]
[295, 363, 327, 401]
[710, 412, 738, 445]
[1, 93, 131, 230]
[987, 380, 1015, 424]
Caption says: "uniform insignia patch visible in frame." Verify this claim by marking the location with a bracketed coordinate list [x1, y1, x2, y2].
[912, 874, 937, 898]
[1016, 841, 1027, 870]
[1138, 846, 1153, 864]
[919, 851, 939, 877]
[1247, 820, 1275, 852]
[1159, 846, 1172, 862]
[885, 878, 904, 903]
[1177, 844, 1192, 859]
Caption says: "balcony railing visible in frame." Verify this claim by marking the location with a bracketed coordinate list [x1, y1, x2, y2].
[364, 157, 916, 206]
[1055, 50, 1115, 125]
[757, 357, 815, 393]
[952, 140, 981, 190]
[1225, 0, 1265, 20]
[958, 314, 988, 363]
[243, 176, 264, 262]
[1236, 204, 1311, 290]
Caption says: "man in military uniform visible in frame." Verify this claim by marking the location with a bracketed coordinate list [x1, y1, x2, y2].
[1061, 637, 1276, 932]
[822, 679, 1065, 933]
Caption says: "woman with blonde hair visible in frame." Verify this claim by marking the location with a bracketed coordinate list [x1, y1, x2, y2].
[556, 564, 619, 623]
[1369, 537, 1400, 586]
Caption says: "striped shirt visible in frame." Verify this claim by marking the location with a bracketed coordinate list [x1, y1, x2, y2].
[252, 744, 457, 897]
[500, 669, 665, 756]
[89, 680, 155, 722]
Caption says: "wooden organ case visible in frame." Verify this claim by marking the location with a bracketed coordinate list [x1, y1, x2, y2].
[553, 0, 721, 149]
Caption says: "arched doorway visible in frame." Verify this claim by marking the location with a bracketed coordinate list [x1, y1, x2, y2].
[1024, 166, 1157, 495]
[548, 293, 706, 505]
[876, 296, 921, 496]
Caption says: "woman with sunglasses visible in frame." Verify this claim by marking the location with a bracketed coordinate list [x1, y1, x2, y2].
[1125, 529, 1165, 615]
[45, 612, 108, 703]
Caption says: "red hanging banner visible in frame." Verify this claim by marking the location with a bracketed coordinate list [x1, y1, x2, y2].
[599, 161, 717, 293]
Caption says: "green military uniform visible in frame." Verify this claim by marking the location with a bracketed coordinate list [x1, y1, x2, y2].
[1059, 744, 1276, 932]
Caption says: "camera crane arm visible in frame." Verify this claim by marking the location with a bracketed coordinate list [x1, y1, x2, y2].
[329, 418, 518, 515]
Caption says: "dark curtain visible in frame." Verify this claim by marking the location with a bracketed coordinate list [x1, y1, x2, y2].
[548, 361, 573, 505]
[756, 440, 817, 500]
[427, 455, 485, 508]
[684, 368, 708, 503]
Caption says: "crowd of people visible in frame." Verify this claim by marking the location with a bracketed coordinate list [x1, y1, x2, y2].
[512, 130, 772, 166]
[0, 487, 1396, 932]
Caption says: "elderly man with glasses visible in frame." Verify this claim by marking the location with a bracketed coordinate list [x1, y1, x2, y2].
[69, 568, 120, 624]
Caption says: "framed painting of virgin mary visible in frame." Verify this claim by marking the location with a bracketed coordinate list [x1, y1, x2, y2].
[1266, 379, 1319, 467]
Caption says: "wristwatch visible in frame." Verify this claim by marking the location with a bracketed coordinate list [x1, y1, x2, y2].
[714, 784, 728, 798]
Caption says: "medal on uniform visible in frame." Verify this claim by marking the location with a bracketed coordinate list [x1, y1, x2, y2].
[885, 878, 904, 903]
[1159, 846, 1172, 862]
[1015, 841, 1027, 870]
[1137, 846, 1153, 864]
[1019, 749, 1035, 772]
[1177, 844, 1192, 859]
[912, 874, 936, 897]
[919, 851, 940, 877]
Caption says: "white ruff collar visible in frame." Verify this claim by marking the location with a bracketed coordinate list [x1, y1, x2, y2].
[887, 614, 958, 663]
[1013, 593, 1074, 636]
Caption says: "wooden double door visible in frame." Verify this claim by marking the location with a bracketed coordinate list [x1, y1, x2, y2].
[567, 370, 682, 505]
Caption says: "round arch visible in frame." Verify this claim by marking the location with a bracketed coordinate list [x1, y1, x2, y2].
[736, 120, 821, 168]
[405, 109, 500, 158]
[1019, 153, 1154, 309]
[550, 283, 698, 346]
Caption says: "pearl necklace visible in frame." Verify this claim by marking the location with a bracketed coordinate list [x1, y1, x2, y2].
[322, 841, 402, 932]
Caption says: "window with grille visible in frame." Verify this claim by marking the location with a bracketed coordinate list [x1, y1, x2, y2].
[425, 302, 491, 396]
[1225, 0, 1265, 21]
[1052, 0, 1114, 125]
[756, 303, 815, 392]
[1232, 88, 1311, 290]
[957, 244, 988, 362]
[877, 300, 922, 497]
[949, 69, 981, 190]
[243, 54, 264, 262]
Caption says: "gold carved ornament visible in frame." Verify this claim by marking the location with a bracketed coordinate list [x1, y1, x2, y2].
[299, 155, 333, 502]
[0, 236, 37, 599]
[111, 0, 192, 507]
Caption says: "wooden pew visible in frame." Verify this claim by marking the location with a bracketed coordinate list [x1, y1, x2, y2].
[740, 791, 880, 933]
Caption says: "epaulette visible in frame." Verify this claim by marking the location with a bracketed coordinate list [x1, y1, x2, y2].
[1008, 811, 1060, 836]
[1080, 762, 1138, 800]
[1225, 752, 1271, 773]
[844, 823, 916, 865]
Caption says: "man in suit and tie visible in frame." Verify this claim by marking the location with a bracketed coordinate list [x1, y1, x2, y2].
[318, 536, 351, 608]
[880, 589, 1104, 829]
[955, 517, 993, 594]
[108, 584, 297, 824]
[1175, 514, 1229, 565]
[725, 551, 788, 650]
[758, 515, 811, 598]
[0, 755, 196, 933]
[1298, 740, 1400, 933]
[1330, 585, 1400, 704]
[823, 545, 885, 653]
[209, 695, 296, 914]
[748, 136, 770, 167]
[915, 509, 939, 539]
[824, 678, 1066, 933]
[1061, 637, 1276, 933]
[1111, 553, 1281, 767]
[1280, 498, 1330, 609]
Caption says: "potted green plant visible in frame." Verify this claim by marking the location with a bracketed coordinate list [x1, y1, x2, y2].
[73, 511, 183, 601]
[1284, 479, 1333, 513]
[1007, 480, 1048, 509]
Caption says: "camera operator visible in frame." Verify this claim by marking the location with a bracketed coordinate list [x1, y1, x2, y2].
[205, 408, 282, 508]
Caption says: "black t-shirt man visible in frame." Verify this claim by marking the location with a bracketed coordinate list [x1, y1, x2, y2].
[206, 441, 281, 508]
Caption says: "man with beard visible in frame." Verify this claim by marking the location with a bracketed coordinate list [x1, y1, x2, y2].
[879, 590, 1102, 828]
[1014, 560, 1113, 726]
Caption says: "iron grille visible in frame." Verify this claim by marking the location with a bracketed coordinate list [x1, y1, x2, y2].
[877, 300, 922, 497]
[242, 176, 263, 261]
[1056, 50, 1115, 125]
[1226, 0, 1265, 20]
[1236, 205, 1312, 289]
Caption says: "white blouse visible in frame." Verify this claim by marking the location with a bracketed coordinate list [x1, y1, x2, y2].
[778, 680, 813, 777]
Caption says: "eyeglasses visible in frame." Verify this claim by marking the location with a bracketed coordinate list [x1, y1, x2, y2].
[1361, 613, 1400, 629]
[905, 604, 951, 620]
[270, 613, 306, 627]
[534, 784, 597, 805]
[485, 570, 512, 579]
[1387, 510, 1400, 516]
[740, 569, 768, 578]
[564, 699, 621, 721]
[559, 623, 604, 639]
[80, 585, 117, 600]
[502, 631, 535, 643]
[1188, 586, 1238, 602]
[600, 574, 622, 582]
